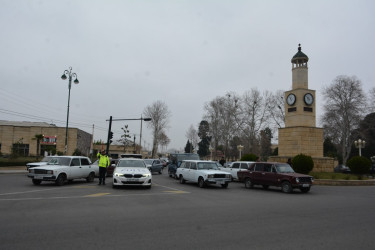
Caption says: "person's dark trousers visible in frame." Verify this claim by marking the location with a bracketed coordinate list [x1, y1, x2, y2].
[99, 167, 107, 185]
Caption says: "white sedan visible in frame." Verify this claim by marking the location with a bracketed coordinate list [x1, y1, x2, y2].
[176, 160, 232, 188]
[112, 158, 152, 189]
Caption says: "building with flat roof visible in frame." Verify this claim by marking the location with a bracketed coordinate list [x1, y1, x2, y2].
[0, 120, 92, 156]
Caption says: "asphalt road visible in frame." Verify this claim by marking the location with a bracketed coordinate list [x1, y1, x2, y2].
[1, 172, 375, 250]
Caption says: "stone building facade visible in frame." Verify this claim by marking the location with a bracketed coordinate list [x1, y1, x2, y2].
[0, 120, 92, 156]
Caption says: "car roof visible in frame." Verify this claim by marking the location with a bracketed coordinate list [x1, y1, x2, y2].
[119, 158, 144, 161]
[182, 160, 215, 163]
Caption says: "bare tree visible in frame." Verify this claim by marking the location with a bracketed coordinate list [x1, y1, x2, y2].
[185, 124, 198, 153]
[143, 100, 171, 158]
[158, 131, 170, 154]
[368, 87, 375, 113]
[321, 75, 367, 164]
[238, 88, 270, 155]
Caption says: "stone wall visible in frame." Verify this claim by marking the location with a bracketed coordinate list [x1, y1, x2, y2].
[269, 156, 336, 172]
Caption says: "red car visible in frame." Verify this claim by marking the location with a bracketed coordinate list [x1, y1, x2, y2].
[237, 162, 314, 193]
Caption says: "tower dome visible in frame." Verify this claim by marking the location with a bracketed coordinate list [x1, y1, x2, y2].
[291, 44, 309, 64]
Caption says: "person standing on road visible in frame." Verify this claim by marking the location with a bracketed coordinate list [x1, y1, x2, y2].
[97, 150, 110, 185]
[219, 157, 226, 166]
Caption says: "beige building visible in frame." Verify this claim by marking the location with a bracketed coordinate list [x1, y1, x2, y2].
[0, 120, 92, 156]
[270, 45, 334, 172]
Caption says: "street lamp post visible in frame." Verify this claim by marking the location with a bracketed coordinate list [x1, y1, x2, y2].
[209, 146, 214, 161]
[354, 139, 366, 156]
[237, 145, 244, 160]
[61, 67, 79, 155]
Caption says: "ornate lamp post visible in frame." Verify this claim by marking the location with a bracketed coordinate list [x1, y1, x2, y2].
[61, 67, 79, 155]
[237, 145, 244, 160]
[354, 139, 366, 156]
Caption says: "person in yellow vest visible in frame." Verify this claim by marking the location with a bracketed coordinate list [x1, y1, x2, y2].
[97, 150, 110, 185]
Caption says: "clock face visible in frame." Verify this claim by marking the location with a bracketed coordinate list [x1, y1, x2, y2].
[304, 93, 314, 105]
[286, 93, 296, 106]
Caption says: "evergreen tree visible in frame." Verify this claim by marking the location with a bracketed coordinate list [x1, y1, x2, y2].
[197, 120, 211, 157]
[185, 140, 194, 153]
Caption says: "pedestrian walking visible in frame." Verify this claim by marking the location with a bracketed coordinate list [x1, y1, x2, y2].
[97, 150, 110, 185]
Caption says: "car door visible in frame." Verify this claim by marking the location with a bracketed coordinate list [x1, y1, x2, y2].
[262, 163, 275, 186]
[70, 158, 84, 178]
[230, 162, 240, 179]
[251, 163, 264, 184]
[80, 157, 92, 177]
[187, 162, 198, 182]
[178, 161, 189, 179]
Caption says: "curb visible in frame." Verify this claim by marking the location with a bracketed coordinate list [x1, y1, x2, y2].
[314, 179, 375, 186]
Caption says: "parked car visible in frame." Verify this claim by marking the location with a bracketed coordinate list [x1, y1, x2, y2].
[219, 161, 255, 180]
[237, 162, 314, 193]
[334, 165, 351, 174]
[143, 159, 163, 174]
[112, 158, 151, 189]
[27, 156, 98, 186]
[176, 160, 232, 188]
[26, 156, 53, 170]
[168, 153, 199, 178]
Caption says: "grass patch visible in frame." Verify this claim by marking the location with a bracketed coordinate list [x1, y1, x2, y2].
[310, 172, 368, 180]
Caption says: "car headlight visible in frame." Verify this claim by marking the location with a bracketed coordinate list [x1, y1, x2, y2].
[296, 177, 300, 183]
[46, 170, 53, 175]
[142, 174, 151, 177]
[207, 174, 214, 178]
[29, 169, 34, 173]
[115, 173, 124, 177]
[225, 174, 231, 178]
[311, 177, 314, 182]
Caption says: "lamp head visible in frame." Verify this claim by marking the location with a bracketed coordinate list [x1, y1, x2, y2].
[144, 118, 152, 121]
[74, 78, 79, 84]
[61, 74, 67, 80]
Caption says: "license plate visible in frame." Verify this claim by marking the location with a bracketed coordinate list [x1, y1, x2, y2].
[216, 180, 225, 185]
[127, 178, 138, 182]
[302, 184, 310, 187]
[34, 176, 43, 180]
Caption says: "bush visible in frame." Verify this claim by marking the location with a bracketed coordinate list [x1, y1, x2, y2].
[292, 154, 314, 174]
[241, 153, 258, 161]
[346, 156, 371, 175]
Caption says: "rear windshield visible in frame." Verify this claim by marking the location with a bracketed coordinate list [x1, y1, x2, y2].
[276, 164, 295, 173]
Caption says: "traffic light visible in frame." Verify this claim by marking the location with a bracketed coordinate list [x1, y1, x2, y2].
[109, 131, 114, 144]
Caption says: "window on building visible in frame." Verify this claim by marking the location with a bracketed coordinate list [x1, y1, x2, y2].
[12, 144, 29, 156]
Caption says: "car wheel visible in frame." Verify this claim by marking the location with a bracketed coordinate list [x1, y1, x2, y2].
[198, 177, 206, 188]
[221, 183, 228, 188]
[179, 175, 185, 184]
[55, 174, 65, 186]
[281, 181, 292, 193]
[86, 172, 95, 183]
[32, 179, 42, 185]
[262, 185, 269, 190]
[244, 178, 253, 189]
[300, 187, 310, 193]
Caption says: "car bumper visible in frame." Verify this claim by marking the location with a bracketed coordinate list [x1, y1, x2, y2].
[292, 183, 312, 188]
[27, 174, 56, 181]
[112, 176, 152, 186]
[206, 178, 231, 185]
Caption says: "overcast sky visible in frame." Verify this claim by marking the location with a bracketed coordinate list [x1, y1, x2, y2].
[0, 0, 374, 152]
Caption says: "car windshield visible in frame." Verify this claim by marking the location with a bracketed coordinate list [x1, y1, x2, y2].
[118, 160, 146, 168]
[47, 157, 71, 166]
[197, 162, 219, 170]
[41, 156, 52, 162]
[276, 164, 295, 173]
[143, 159, 153, 165]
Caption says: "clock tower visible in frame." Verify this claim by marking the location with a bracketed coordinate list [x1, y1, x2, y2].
[278, 44, 323, 158]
